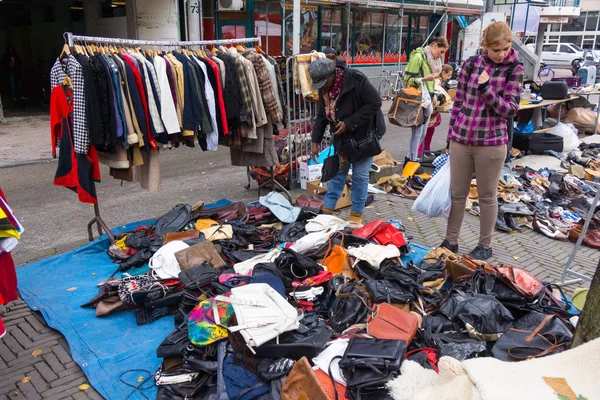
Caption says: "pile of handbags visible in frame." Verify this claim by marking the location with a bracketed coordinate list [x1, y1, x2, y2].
[88, 197, 578, 400]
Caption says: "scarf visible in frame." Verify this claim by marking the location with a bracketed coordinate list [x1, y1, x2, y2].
[323, 67, 346, 123]
[424, 46, 442, 75]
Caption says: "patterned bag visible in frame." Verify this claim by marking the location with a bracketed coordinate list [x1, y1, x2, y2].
[388, 87, 424, 128]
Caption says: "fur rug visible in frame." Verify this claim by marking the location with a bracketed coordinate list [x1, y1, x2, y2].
[387, 338, 600, 400]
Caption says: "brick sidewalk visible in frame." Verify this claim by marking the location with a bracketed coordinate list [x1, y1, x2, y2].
[1, 194, 596, 399]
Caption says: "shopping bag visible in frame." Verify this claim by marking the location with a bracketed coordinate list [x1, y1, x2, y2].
[421, 82, 433, 116]
[412, 158, 451, 217]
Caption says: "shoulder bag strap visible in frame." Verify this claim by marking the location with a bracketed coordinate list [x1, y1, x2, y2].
[526, 314, 557, 341]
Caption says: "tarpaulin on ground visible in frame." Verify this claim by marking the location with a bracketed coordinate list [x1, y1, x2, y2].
[16, 205, 430, 400]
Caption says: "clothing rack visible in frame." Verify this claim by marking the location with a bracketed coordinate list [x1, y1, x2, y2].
[61, 32, 266, 243]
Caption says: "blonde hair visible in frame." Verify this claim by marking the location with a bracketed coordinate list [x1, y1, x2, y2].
[481, 22, 513, 47]
[441, 64, 453, 75]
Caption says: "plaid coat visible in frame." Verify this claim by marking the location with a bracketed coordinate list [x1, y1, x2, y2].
[448, 49, 524, 146]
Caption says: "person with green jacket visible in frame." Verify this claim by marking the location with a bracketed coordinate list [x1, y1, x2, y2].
[403, 37, 449, 164]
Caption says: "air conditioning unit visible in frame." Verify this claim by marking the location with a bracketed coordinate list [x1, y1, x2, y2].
[218, 0, 243, 11]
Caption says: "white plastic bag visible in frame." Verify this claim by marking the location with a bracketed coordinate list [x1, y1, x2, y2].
[548, 123, 580, 152]
[412, 159, 451, 217]
[421, 82, 433, 115]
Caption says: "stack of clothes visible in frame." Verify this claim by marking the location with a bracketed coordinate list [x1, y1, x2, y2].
[83, 195, 581, 400]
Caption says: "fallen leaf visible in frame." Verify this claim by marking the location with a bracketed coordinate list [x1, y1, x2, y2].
[66, 287, 78, 292]
[513, 256, 520, 260]
[209, 162, 213, 165]
[407, 216, 414, 222]
[137, 376, 144, 383]
[21, 377, 31, 384]
[386, 201, 392, 205]
[365, 206, 373, 209]
[31, 349, 42, 358]
[180, 196, 187, 199]
[13, 391, 18, 396]
[376, 213, 382, 216]
[79, 384, 90, 391]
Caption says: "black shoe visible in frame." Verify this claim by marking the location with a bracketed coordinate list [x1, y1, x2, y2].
[468, 244, 493, 261]
[439, 239, 458, 253]
[504, 213, 523, 232]
[496, 212, 513, 233]
[403, 157, 411, 168]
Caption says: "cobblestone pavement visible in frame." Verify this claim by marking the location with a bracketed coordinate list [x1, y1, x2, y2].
[0, 116, 54, 168]
[1, 191, 596, 399]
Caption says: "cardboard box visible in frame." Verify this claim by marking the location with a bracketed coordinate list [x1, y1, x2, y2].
[299, 161, 323, 190]
[306, 179, 352, 210]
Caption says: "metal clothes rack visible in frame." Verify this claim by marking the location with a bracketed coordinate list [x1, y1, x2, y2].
[62, 32, 266, 242]
[559, 180, 600, 286]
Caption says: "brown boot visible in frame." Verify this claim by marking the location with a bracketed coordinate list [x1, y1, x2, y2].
[321, 206, 335, 214]
[349, 212, 364, 224]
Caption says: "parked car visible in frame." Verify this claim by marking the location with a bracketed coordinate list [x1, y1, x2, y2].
[526, 43, 596, 67]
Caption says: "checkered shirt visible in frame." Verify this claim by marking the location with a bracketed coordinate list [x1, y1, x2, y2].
[448, 49, 523, 147]
[243, 49, 283, 124]
[50, 56, 89, 154]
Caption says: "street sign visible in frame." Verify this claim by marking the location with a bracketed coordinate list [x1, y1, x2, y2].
[540, 16, 570, 23]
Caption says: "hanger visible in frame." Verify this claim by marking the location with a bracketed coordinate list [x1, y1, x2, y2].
[62, 75, 72, 88]
[236, 43, 246, 52]
[255, 45, 265, 55]
[59, 43, 71, 60]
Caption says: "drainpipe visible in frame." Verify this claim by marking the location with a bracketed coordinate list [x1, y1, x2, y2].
[293, 0, 300, 54]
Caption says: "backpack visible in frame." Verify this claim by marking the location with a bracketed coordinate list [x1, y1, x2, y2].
[465, 56, 521, 156]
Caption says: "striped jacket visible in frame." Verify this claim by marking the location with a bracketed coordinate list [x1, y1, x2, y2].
[448, 49, 524, 146]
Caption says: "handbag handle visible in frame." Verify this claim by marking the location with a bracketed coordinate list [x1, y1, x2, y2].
[526, 314, 559, 341]
[507, 343, 566, 361]
[323, 231, 346, 260]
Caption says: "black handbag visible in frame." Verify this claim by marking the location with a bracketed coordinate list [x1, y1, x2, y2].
[339, 338, 406, 372]
[275, 248, 323, 282]
[491, 312, 573, 361]
[178, 264, 220, 291]
[254, 316, 333, 360]
[343, 117, 382, 163]
[329, 279, 369, 333]
[365, 279, 416, 304]
[541, 81, 569, 100]
[152, 203, 192, 236]
[321, 146, 340, 183]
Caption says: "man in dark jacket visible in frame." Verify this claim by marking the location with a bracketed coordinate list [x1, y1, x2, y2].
[309, 58, 385, 224]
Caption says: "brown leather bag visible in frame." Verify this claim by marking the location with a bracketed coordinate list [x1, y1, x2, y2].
[164, 230, 200, 244]
[493, 266, 544, 299]
[191, 202, 249, 223]
[388, 87, 424, 128]
[174, 241, 226, 270]
[280, 357, 329, 400]
[294, 194, 324, 210]
[366, 302, 418, 344]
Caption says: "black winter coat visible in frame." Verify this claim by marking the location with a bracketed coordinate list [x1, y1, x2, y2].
[312, 68, 385, 158]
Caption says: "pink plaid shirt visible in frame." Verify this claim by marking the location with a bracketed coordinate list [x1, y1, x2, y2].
[448, 49, 524, 146]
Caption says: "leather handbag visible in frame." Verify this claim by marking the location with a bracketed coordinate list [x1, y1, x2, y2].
[367, 303, 419, 344]
[175, 241, 226, 270]
[388, 87, 424, 128]
[213, 283, 300, 349]
[321, 147, 340, 183]
[353, 220, 386, 239]
[275, 248, 323, 282]
[372, 224, 407, 248]
[192, 202, 249, 223]
[365, 279, 416, 304]
[493, 265, 544, 299]
[491, 312, 573, 361]
[178, 264, 220, 291]
[541, 81, 568, 100]
[342, 118, 382, 163]
[294, 194, 324, 210]
[153, 204, 192, 236]
[280, 357, 329, 400]
[329, 279, 369, 333]
[339, 338, 406, 372]
[246, 205, 273, 224]
[321, 232, 350, 275]
[165, 230, 200, 243]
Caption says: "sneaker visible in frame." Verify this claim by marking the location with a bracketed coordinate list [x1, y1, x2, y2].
[0, 317, 5, 340]
[468, 244, 493, 261]
[439, 239, 458, 253]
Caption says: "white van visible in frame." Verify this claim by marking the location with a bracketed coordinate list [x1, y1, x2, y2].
[527, 43, 595, 66]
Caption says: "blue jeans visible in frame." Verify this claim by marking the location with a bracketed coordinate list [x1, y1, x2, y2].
[323, 156, 373, 214]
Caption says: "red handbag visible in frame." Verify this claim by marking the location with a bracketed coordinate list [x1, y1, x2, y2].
[372, 224, 407, 248]
[404, 348, 439, 372]
[353, 220, 407, 248]
[353, 220, 386, 239]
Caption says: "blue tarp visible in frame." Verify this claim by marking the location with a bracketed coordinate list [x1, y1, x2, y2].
[17, 210, 430, 400]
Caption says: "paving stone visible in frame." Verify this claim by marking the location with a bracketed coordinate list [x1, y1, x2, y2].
[49, 370, 86, 388]
[0, 367, 34, 390]
[34, 361, 58, 382]
[25, 370, 48, 394]
[16, 380, 42, 400]
[43, 353, 64, 374]
[50, 345, 72, 365]
[17, 322, 38, 340]
[25, 315, 46, 333]
[71, 392, 90, 400]
[8, 329, 32, 349]
[41, 376, 87, 399]
[58, 366, 83, 379]
[0, 343, 16, 363]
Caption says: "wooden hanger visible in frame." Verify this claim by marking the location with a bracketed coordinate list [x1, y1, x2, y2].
[59, 43, 70, 60]
[236, 43, 246, 52]
[62, 75, 72, 88]
[255, 45, 265, 55]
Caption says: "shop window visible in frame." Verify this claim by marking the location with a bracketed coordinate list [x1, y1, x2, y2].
[99, 0, 126, 18]
[562, 14, 585, 32]
[255, 0, 282, 56]
[283, 3, 318, 55]
[352, 9, 384, 64]
[384, 13, 409, 64]
[410, 15, 430, 50]
[586, 12, 599, 32]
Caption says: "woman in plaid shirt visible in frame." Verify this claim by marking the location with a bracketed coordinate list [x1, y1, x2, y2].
[440, 22, 524, 260]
